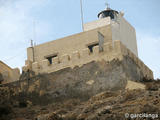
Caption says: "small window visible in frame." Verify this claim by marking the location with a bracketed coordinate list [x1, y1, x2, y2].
[45, 54, 58, 64]
[87, 43, 99, 53]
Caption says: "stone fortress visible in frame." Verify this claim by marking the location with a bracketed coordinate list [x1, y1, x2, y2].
[0, 6, 157, 113]
[22, 6, 153, 80]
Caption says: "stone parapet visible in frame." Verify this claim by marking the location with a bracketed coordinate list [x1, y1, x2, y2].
[22, 40, 153, 79]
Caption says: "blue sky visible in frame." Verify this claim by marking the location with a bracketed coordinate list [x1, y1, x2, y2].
[0, 0, 159, 79]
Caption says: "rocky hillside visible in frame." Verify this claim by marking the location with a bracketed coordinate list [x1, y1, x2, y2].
[0, 80, 160, 120]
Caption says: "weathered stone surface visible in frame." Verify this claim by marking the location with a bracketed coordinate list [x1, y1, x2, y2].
[0, 61, 20, 84]
[0, 56, 149, 106]
[0, 56, 159, 120]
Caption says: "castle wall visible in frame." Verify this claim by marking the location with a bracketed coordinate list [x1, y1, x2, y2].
[23, 40, 153, 80]
[24, 41, 122, 74]
[0, 61, 20, 84]
[27, 25, 112, 63]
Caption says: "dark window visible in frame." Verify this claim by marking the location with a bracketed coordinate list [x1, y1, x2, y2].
[87, 43, 99, 53]
[45, 54, 57, 64]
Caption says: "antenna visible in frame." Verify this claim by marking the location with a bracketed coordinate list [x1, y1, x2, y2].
[30, 39, 35, 62]
[31, 39, 33, 47]
[33, 20, 37, 46]
[80, 0, 84, 31]
[105, 2, 110, 10]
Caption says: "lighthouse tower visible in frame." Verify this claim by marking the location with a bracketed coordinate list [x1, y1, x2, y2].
[84, 5, 138, 57]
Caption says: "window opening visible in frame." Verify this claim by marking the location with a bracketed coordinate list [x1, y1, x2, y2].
[45, 54, 58, 64]
[87, 43, 99, 53]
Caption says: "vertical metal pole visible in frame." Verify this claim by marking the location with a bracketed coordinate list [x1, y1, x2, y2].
[80, 0, 84, 31]
[33, 20, 36, 44]
[31, 40, 33, 47]
[31, 40, 35, 62]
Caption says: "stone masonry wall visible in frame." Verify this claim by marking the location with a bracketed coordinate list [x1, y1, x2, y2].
[23, 40, 153, 80]
[0, 54, 153, 106]
[27, 25, 112, 63]
[0, 61, 20, 84]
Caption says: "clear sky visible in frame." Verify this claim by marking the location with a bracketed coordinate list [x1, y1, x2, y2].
[0, 0, 159, 79]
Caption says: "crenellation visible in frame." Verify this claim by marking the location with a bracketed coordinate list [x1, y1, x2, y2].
[93, 46, 99, 55]
[42, 59, 49, 66]
[32, 62, 39, 74]
[69, 52, 79, 67]
[59, 54, 70, 63]
[108, 42, 113, 52]
[41, 59, 50, 73]
[58, 54, 71, 69]
[103, 42, 112, 52]
[71, 51, 80, 61]
[52, 57, 60, 65]
[80, 48, 90, 58]
[114, 40, 122, 53]
[103, 43, 110, 52]
[22, 40, 153, 79]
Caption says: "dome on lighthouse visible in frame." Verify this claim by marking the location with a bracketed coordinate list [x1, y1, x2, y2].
[98, 4, 119, 20]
